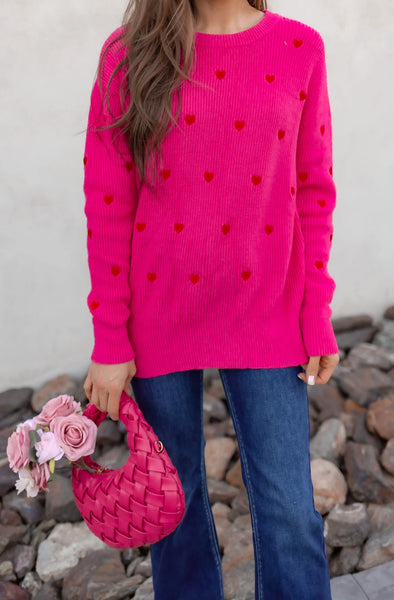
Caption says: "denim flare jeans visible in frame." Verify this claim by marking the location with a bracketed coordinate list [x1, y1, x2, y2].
[131, 365, 333, 600]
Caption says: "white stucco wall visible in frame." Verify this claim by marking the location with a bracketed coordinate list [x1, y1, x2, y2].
[1, 0, 393, 390]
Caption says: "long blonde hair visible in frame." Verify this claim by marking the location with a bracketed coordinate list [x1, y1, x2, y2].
[90, 0, 268, 192]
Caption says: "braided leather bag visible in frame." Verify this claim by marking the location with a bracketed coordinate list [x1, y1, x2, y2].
[71, 390, 186, 549]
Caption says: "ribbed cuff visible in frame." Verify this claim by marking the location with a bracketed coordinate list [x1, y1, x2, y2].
[90, 325, 135, 365]
[299, 309, 339, 357]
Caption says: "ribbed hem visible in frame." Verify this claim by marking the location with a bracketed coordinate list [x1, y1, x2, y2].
[299, 310, 339, 357]
[194, 9, 279, 47]
[129, 311, 310, 378]
[90, 325, 135, 365]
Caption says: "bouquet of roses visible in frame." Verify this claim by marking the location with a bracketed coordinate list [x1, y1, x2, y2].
[6, 394, 99, 497]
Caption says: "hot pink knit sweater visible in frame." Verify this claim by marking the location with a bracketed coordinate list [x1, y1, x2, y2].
[83, 9, 339, 378]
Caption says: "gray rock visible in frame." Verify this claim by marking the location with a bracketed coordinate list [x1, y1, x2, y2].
[324, 502, 370, 547]
[3, 488, 45, 524]
[347, 342, 394, 371]
[345, 442, 394, 503]
[336, 366, 393, 407]
[381, 438, 394, 475]
[358, 525, 394, 570]
[0, 559, 15, 581]
[96, 418, 123, 446]
[329, 545, 362, 577]
[203, 392, 228, 423]
[335, 327, 379, 351]
[35, 581, 61, 600]
[0, 462, 19, 497]
[331, 314, 374, 333]
[0, 523, 27, 553]
[19, 570, 42, 597]
[0, 388, 33, 418]
[134, 554, 152, 578]
[207, 477, 240, 505]
[351, 411, 385, 452]
[373, 319, 394, 353]
[36, 521, 108, 581]
[45, 474, 81, 522]
[134, 576, 154, 600]
[310, 418, 346, 464]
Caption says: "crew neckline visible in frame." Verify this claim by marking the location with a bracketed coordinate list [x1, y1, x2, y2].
[194, 9, 278, 47]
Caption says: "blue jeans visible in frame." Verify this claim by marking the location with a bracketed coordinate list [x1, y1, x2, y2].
[131, 366, 332, 600]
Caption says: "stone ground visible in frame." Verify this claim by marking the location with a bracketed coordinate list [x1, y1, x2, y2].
[330, 557, 394, 600]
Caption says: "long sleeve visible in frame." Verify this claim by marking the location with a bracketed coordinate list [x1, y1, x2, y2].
[296, 36, 339, 357]
[83, 32, 138, 364]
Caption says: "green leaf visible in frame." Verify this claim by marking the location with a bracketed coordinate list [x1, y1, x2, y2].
[28, 429, 41, 446]
[49, 458, 55, 474]
[28, 446, 38, 462]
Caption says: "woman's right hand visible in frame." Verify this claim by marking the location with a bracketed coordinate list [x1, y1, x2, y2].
[83, 359, 136, 421]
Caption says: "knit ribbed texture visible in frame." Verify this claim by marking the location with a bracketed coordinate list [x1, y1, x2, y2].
[83, 9, 339, 378]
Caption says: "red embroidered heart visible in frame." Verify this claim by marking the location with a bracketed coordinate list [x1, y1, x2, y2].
[125, 161, 134, 171]
[222, 224, 230, 235]
[241, 270, 251, 281]
[83, 156, 88, 166]
[190, 274, 199, 284]
[185, 114, 195, 125]
[299, 90, 307, 101]
[111, 266, 121, 276]
[90, 301, 99, 311]
[315, 260, 324, 270]
[103, 115, 107, 122]
[147, 272, 157, 282]
[317, 199, 326, 207]
[265, 225, 274, 235]
[204, 171, 214, 182]
[251, 175, 262, 186]
[104, 194, 114, 205]
[298, 172, 308, 182]
[160, 169, 171, 180]
[290, 186, 295, 195]
[278, 129, 285, 139]
[320, 125, 325, 135]
[235, 120, 245, 131]
[174, 222, 184, 233]
[265, 74, 275, 83]
[88, 229, 92, 238]
[329, 166, 333, 175]
[330, 233, 333, 242]
[216, 70, 226, 79]
[293, 39, 303, 47]
[136, 222, 146, 232]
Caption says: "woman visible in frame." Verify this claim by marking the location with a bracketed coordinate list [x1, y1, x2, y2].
[83, 1, 339, 598]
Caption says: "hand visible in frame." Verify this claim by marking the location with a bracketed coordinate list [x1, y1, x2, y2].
[83, 359, 136, 421]
[298, 353, 340, 385]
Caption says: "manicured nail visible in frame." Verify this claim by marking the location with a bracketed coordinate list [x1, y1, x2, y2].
[308, 375, 315, 385]
[297, 373, 303, 380]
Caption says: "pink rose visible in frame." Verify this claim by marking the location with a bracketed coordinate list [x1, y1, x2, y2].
[35, 430, 64, 464]
[34, 394, 82, 426]
[30, 461, 51, 493]
[7, 424, 32, 473]
[50, 413, 97, 462]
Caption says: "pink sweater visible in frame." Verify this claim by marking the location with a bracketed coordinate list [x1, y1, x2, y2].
[83, 8, 339, 378]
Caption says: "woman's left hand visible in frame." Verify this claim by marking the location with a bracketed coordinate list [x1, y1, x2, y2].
[298, 353, 340, 385]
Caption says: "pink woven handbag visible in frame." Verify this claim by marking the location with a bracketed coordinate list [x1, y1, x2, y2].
[71, 390, 186, 549]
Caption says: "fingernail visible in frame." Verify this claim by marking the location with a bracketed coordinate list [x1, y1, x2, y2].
[308, 375, 315, 385]
[297, 373, 303, 380]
